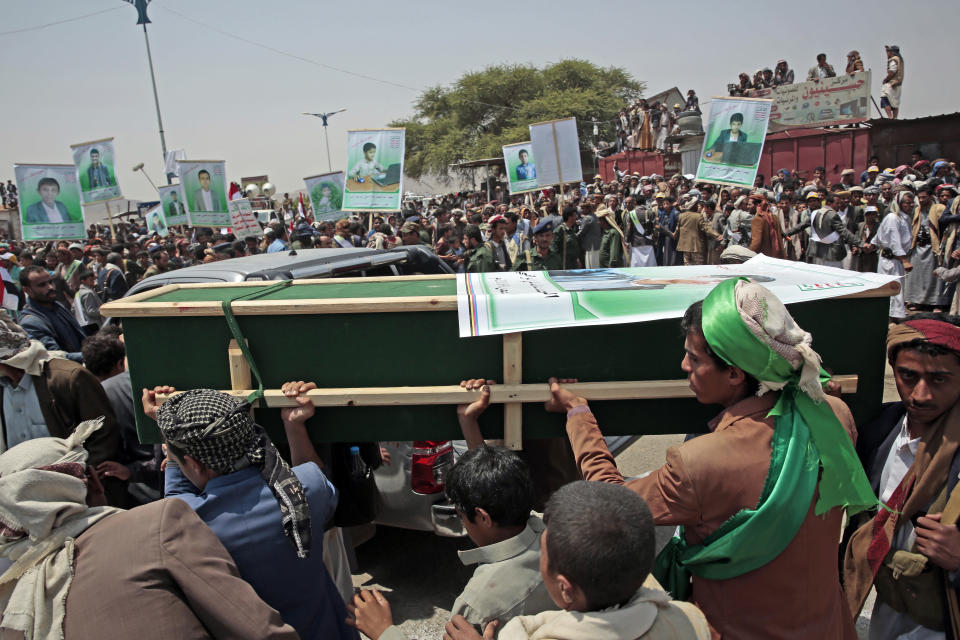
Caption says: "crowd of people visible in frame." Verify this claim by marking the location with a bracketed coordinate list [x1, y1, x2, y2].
[727, 45, 905, 119]
[615, 90, 701, 154]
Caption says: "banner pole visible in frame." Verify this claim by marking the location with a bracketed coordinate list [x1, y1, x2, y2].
[104, 200, 117, 241]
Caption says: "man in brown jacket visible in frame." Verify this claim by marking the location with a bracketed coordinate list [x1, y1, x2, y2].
[675, 198, 723, 265]
[748, 192, 785, 259]
[0, 420, 298, 640]
[545, 278, 874, 639]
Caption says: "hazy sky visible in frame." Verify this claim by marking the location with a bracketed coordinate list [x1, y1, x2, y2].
[2, 0, 957, 202]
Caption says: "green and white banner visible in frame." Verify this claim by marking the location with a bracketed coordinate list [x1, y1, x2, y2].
[696, 97, 772, 188]
[144, 203, 169, 237]
[158, 184, 188, 226]
[304, 171, 346, 223]
[178, 160, 230, 227]
[14, 163, 86, 241]
[503, 142, 539, 194]
[343, 129, 404, 211]
[228, 198, 262, 240]
[457, 255, 897, 337]
[71, 137, 121, 204]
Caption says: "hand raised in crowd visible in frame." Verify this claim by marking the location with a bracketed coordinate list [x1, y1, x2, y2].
[96, 460, 131, 482]
[544, 377, 586, 413]
[915, 513, 960, 572]
[345, 589, 394, 640]
[280, 380, 317, 425]
[457, 378, 495, 449]
[141, 385, 176, 421]
[443, 614, 498, 640]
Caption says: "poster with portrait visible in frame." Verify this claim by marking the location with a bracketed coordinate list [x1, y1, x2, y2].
[227, 198, 262, 240]
[178, 160, 230, 226]
[529, 117, 583, 188]
[71, 137, 121, 204]
[502, 142, 539, 194]
[158, 184, 188, 226]
[304, 171, 346, 223]
[143, 203, 169, 238]
[343, 128, 405, 211]
[14, 163, 86, 241]
[696, 97, 772, 188]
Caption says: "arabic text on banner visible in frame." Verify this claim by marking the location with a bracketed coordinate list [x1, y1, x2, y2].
[456, 255, 897, 337]
[748, 71, 872, 131]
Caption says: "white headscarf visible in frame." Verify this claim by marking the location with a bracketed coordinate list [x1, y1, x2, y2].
[0, 419, 122, 640]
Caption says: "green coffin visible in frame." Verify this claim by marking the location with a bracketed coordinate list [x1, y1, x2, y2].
[103, 275, 894, 445]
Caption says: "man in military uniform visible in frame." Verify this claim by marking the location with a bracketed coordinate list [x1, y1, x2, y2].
[465, 225, 500, 273]
[400, 221, 427, 247]
[550, 206, 581, 269]
[514, 220, 562, 271]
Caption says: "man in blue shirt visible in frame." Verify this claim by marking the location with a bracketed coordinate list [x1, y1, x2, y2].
[142, 381, 357, 640]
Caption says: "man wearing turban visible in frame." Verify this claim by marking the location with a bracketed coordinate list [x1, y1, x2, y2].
[845, 314, 960, 637]
[547, 278, 874, 638]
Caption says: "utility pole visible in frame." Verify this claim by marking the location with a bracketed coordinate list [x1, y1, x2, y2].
[304, 109, 347, 172]
[125, 1, 171, 184]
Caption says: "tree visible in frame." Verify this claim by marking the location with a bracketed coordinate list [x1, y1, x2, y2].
[390, 59, 645, 180]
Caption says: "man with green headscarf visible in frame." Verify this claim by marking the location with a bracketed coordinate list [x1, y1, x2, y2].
[546, 278, 875, 639]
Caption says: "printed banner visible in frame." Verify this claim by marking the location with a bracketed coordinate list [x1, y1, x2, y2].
[456, 255, 898, 337]
[503, 142, 539, 194]
[158, 184, 188, 226]
[343, 129, 405, 211]
[529, 117, 583, 187]
[178, 160, 230, 227]
[304, 171, 347, 223]
[143, 203, 169, 237]
[70, 138, 121, 204]
[748, 71, 872, 131]
[14, 164, 86, 241]
[227, 198, 262, 240]
[696, 97, 772, 188]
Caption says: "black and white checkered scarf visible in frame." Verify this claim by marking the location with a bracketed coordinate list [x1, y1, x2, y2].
[157, 389, 312, 559]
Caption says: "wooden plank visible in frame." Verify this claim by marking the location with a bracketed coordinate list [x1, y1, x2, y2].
[227, 339, 252, 390]
[502, 333, 523, 450]
[103, 295, 459, 317]
[171, 273, 457, 289]
[153, 374, 858, 407]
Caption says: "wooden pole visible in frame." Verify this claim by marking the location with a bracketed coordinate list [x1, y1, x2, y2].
[104, 200, 116, 241]
[153, 374, 859, 408]
[502, 333, 523, 450]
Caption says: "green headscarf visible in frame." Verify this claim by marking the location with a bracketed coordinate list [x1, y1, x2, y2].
[654, 277, 876, 599]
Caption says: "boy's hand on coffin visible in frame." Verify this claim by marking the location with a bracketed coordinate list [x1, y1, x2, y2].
[545, 377, 585, 413]
[281, 380, 317, 425]
[458, 379, 495, 420]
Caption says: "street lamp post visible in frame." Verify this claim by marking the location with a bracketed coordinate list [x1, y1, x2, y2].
[125, 1, 170, 185]
[304, 109, 347, 172]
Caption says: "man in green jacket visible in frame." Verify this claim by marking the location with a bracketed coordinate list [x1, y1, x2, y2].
[514, 220, 562, 271]
[598, 209, 625, 268]
[550, 206, 581, 270]
[465, 225, 500, 273]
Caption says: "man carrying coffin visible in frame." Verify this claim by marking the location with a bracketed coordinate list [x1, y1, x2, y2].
[547, 278, 874, 638]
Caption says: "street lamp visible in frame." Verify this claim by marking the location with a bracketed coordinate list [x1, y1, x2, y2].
[124, 0, 171, 185]
[133, 162, 159, 193]
[303, 109, 346, 172]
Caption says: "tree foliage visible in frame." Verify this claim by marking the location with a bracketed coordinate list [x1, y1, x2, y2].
[390, 59, 645, 180]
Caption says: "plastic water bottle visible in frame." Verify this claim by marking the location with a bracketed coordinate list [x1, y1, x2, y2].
[350, 446, 368, 480]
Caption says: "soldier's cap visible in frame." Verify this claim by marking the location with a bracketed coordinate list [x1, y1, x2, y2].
[532, 219, 555, 235]
[488, 214, 507, 226]
[805, 191, 822, 200]
[400, 221, 421, 234]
